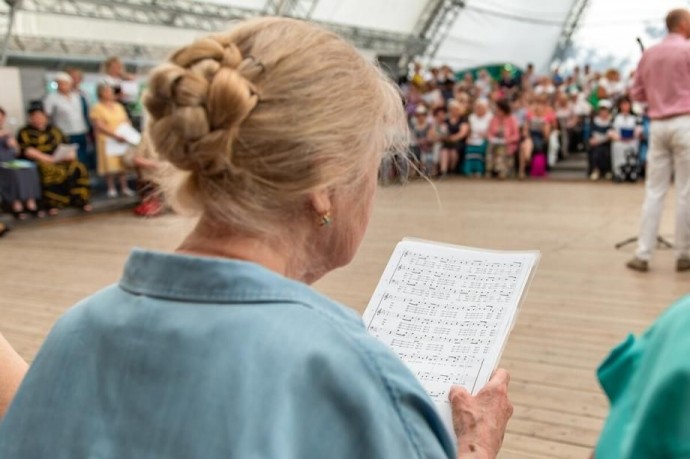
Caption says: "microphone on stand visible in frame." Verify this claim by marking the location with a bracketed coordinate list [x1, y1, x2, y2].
[636, 37, 645, 53]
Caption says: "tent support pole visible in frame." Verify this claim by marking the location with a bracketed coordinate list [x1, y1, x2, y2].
[549, 0, 591, 70]
[1, 0, 20, 66]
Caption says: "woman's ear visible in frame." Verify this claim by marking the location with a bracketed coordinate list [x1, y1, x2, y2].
[308, 188, 332, 216]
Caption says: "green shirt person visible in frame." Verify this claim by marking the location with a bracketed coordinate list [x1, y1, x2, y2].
[596, 295, 690, 457]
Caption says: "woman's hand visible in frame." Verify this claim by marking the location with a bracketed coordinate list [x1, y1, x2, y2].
[0, 332, 28, 418]
[451, 369, 513, 459]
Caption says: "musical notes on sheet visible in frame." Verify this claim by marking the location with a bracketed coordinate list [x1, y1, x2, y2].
[363, 241, 539, 418]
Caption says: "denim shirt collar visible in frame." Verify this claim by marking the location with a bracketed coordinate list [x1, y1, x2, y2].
[119, 248, 323, 305]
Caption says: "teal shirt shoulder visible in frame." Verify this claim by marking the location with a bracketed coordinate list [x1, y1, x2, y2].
[596, 296, 690, 458]
[0, 249, 455, 459]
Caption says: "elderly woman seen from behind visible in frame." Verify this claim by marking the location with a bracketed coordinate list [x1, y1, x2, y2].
[0, 18, 512, 459]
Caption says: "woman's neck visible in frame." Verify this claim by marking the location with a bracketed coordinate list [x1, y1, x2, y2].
[178, 234, 288, 276]
[176, 219, 314, 283]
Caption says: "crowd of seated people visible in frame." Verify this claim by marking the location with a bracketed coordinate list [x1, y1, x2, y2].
[0, 57, 164, 224]
[395, 61, 647, 183]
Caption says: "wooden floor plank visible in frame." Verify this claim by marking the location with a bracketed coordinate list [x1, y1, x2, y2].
[1, 178, 686, 457]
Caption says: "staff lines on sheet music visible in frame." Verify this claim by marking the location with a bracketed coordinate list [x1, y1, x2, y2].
[367, 249, 528, 405]
[389, 253, 524, 305]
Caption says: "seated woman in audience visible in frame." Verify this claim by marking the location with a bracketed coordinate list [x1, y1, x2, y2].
[0, 107, 43, 219]
[598, 69, 625, 102]
[519, 95, 554, 179]
[445, 98, 470, 175]
[475, 70, 492, 99]
[609, 97, 641, 182]
[564, 76, 580, 95]
[430, 106, 449, 178]
[511, 93, 528, 129]
[589, 100, 614, 181]
[534, 76, 556, 100]
[90, 84, 136, 198]
[0, 18, 513, 459]
[464, 99, 492, 177]
[487, 99, 520, 180]
[17, 104, 91, 213]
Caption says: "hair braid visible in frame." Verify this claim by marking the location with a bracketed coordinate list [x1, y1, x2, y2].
[144, 37, 260, 174]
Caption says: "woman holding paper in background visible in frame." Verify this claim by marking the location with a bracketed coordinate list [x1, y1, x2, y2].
[17, 104, 91, 213]
[0, 19, 512, 459]
[90, 84, 135, 198]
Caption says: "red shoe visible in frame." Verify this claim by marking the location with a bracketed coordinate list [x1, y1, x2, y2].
[134, 198, 163, 217]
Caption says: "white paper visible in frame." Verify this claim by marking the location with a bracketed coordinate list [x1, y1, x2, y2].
[363, 239, 539, 437]
[105, 138, 129, 157]
[115, 124, 141, 146]
[52, 143, 78, 162]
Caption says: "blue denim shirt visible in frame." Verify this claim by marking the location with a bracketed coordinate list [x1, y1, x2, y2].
[0, 249, 454, 459]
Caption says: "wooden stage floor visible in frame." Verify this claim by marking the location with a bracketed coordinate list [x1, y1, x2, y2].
[1, 179, 688, 458]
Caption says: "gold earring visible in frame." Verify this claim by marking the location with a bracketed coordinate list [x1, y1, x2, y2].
[320, 212, 332, 227]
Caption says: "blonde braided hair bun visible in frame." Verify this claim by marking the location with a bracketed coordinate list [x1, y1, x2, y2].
[145, 17, 407, 234]
[145, 38, 257, 175]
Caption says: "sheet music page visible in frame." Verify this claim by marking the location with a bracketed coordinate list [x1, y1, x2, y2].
[363, 239, 539, 436]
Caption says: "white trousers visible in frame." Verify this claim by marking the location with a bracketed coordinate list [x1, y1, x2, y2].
[636, 115, 690, 261]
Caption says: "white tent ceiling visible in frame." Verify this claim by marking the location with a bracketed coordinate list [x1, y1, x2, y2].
[309, 0, 427, 34]
[433, 0, 575, 72]
[568, 0, 689, 73]
[5, 0, 690, 73]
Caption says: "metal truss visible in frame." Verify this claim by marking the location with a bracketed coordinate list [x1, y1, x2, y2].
[5, 35, 171, 66]
[0, 0, 18, 65]
[263, 0, 319, 19]
[413, 0, 465, 64]
[2, 0, 427, 62]
[550, 0, 591, 67]
[15, 0, 258, 31]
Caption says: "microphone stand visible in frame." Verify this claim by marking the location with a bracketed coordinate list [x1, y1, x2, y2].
[615, 235, 673, 250]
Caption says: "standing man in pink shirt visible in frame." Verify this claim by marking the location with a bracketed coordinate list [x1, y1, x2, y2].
[627, 9, 690, 272]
